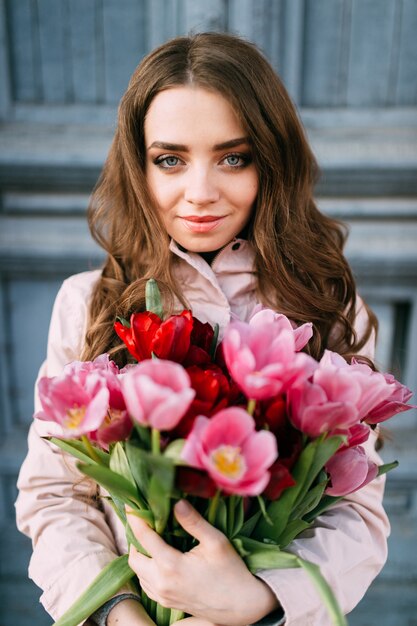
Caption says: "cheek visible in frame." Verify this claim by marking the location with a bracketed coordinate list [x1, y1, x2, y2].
[234, 175, 258, 211]
[147, 172, 177, 213]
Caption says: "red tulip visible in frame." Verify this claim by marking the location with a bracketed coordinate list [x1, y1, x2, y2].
[263, 461, 296, 500]
[176, 467, 217, 498]
[172, 365, 231, 438]
[115, 310, 193, 362]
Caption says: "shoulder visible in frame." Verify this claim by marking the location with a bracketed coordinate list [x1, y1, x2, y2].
[46, 269, 102, 374]
[59, 268, 102, 301]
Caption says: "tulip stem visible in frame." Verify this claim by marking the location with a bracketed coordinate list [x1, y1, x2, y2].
[81, 435, 101, 464]
[247, 399, 256, 416]
[228, 495, 236, 537]
[151, 428, 161, 455]
[208, 489, 221, 526]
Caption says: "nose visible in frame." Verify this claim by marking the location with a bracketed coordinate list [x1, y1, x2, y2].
[184, 166, 220, 205]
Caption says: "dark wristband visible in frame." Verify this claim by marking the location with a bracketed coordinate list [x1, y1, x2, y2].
[89, 592, 141, 626]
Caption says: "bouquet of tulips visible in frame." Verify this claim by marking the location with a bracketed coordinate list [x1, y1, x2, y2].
[35, 280, 414, 626]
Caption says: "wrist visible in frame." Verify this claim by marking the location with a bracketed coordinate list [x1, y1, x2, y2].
[232, 576, 280, 625]
[107, 598, 155, 626]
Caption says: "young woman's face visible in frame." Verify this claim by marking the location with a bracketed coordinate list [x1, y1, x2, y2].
[145, 86, 258, 253]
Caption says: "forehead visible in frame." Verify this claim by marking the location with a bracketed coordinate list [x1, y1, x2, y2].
[144, 86, 246, 145]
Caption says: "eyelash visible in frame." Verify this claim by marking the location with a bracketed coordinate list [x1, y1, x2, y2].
[153, 152, 252, 170]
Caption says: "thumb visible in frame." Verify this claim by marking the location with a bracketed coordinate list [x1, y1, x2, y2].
[174, 499, 223, 545]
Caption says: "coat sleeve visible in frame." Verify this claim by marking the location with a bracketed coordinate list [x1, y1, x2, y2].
[15, 272, 124, 622]
[255, 295, 390, 626]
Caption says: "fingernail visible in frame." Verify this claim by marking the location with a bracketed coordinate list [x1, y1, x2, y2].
[175, 499, 192, 516]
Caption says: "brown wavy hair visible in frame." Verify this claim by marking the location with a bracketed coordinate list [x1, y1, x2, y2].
[82, 32, 377, 366]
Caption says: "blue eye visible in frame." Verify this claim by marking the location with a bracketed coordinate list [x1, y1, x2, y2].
[223, 153, 251, 168]
[225, 154, 241, 166]
[155, 155, 180, 168]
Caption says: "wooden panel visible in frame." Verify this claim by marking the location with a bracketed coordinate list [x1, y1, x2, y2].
[68, 0, 99, 103]
[278, 0, 304, 102]
[0, 278, 13, 438]
[183, 0, 225, 33]
[0, 0, 11, 119]
[7, 279, 62, 430]
[371, 302, 395, 372]
[148, 0, 181, 50]
[301, 0, 348, 106]
[6, 0, 40, 102]
[348, 0, 397, 106]
[37, 0, 68, 102]
[228, 0, 284, 73]
[102, 0, 147, 104]
[396, 0, 417, 104]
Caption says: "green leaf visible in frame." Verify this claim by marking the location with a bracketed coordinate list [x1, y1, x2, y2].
[293, 436, 343, 509]
[145, 278, 164, 319]
[255, 436, 343, 541]
[290, 480, 327, 521]
[156, 603, 172, 626]
[303, 494, 343, 523]
[53, 555, 134, 626]
[125, 440, 151, 496]
[296, 557, 348, 626]
[377, 460, 399, 476]
[210, 323, 219, 359]
[77, 462, 146, 509]
[253, 443, 316, 541]
[49, 437, 109, 466]
[215, 497, 228, 535]
[232, 536, 299, 571]
[239, 510, 262, 537]
[149, 472, 173, 534]
[126, 441, 176, 534]
[231, 497, 245, 538]
[110, 442, 136, 487]
[116, 315, 131, 328]
[275, 519, 311, 549]
[170, 609, 186, 623]
[163, 438, 186, 462]
[257, 495, 273, 526]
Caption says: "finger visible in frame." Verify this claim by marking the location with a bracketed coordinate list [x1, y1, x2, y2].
[127, 510, 178, 560]
[128, 542, 151, 573]
[173, 500, 225, 546]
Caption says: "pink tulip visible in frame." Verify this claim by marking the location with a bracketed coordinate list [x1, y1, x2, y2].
[36, 371, 110, 438]
[89, 371, 132, 449]
[35, 355, 133, 444]
[325, 446, 378, 496]
[321, 351, 394, 420]
[249, 308, 313, 351]
[222, 316, 316, 401]
[181, 407, 278, 495]
[287, 372, 362, 437]
[362, 373, 415, 424]
[288, 350, 397, 437]
[65, 353, 119, 380]
[341, 422, 371, 448]
[120, 359, 195, 430]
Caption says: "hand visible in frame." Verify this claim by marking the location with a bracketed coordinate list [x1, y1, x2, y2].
[106, 597, 156, 626]
[127, 500, 279, 626]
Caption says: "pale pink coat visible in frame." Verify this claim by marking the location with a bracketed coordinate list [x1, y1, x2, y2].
[15, 239, 390, 626]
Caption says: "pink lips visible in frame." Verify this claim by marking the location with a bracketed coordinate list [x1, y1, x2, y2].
[181, 215, 225, 233]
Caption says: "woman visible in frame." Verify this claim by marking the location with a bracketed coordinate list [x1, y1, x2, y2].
[16, 32, 389, 626]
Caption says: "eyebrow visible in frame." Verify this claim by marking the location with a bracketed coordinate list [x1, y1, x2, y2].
[147, 137, 250, 151]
